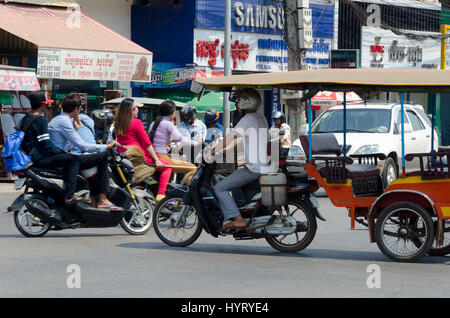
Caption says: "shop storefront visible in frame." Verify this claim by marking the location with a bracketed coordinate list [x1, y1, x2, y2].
[0, 65, 40, 180]
[337, 0, 448, 144]
[131, 0, 335, 128]
[0, 1, 153, 116]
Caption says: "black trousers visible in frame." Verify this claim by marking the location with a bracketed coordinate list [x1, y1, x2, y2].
[34, 153, 79, 199]
[35, 152, 110, 199]
[77, 152, 110, 197]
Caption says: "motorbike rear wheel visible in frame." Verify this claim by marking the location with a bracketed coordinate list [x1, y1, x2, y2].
[265, 198, 317, 253]
[14, 201, 50, 238]
[152, 195, 203, 247]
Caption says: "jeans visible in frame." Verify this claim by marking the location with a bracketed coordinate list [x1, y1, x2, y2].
[214, 166, 261, 220]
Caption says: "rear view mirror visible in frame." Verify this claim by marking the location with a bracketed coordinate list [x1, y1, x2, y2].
[229, 90, 238, 103]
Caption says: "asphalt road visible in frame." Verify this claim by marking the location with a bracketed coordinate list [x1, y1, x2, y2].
[0, 183, 449, 298]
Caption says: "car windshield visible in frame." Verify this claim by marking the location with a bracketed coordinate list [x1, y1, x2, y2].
[312, 109, 392, 134]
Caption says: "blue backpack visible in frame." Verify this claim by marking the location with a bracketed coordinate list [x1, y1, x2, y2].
[2, 116, 39, 172]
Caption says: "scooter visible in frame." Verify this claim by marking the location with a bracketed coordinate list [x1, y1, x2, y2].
[152, 144, 324, 253]
[7, 149, 154, 237]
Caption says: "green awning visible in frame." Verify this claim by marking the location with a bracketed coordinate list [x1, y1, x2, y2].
[153, 89, 236, 113]
[0, 91, 13, 105]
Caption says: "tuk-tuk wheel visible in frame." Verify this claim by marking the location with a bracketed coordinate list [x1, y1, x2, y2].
[375, 201, 434, 262]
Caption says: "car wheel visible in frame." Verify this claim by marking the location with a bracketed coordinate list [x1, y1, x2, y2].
[382, 157, 397, 188]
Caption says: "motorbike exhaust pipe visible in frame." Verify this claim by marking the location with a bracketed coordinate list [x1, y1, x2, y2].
[25, 200, 62, 225]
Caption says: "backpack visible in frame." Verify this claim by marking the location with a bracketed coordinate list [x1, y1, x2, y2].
[1, 115, 39, 172]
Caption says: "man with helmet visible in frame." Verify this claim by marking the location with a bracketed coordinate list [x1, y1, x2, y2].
[212, 87, 274, 231]
[177, 104, 207, 142]
[270, 111, 291, 158]
[92, 108, 115, 144]
[204, 108, 224, 144]
[177, 104, 207, 163]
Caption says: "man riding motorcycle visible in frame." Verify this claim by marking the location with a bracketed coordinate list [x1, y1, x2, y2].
[212, 88, 274, 231]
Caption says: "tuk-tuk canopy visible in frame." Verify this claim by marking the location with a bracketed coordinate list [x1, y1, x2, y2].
[194, 69, 450, 94]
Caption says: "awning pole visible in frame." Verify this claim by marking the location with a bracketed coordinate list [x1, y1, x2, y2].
[343, 92, 347, 157]
[401, 92, 406, 177]
[308, 99, 312, 161]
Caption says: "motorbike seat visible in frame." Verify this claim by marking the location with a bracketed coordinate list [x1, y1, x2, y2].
[31, 167, 65, 179]
[233, 180, 261, 208]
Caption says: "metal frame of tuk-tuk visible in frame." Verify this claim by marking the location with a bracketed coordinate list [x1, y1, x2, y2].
[194, 68, 450, 261]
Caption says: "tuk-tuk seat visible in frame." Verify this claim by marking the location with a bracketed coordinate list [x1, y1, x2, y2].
[300, 134, 381, 182]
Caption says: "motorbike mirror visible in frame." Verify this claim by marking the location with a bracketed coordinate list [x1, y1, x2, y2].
[229, 90, 238, 103]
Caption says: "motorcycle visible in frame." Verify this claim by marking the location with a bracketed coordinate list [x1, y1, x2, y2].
[152, 140, 324, 253]
[7, 149, 154, 237]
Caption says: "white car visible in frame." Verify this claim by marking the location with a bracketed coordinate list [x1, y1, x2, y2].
[289, 101, 438, 187]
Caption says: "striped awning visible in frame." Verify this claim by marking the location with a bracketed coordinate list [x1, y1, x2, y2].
[0, 2, 150, 54]
[0, 2, 153, 82]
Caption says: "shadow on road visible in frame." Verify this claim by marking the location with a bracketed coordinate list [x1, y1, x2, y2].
[116, 242, 450, 264]
[0, 233, 130, 239]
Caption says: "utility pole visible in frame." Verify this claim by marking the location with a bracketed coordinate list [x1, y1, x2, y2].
[223, 0, 232, 132]
[284, 0, 312, 138]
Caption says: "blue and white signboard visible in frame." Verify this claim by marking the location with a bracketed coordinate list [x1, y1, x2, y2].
[195, 0, 334, 38]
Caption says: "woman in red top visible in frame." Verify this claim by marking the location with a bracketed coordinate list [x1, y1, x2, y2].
[114, 98, 172, 202]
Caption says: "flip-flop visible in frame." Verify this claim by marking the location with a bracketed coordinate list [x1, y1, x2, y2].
[99, 204, 124, 211]
[218, 222, 246, 232]
[65, 196, 90, 206]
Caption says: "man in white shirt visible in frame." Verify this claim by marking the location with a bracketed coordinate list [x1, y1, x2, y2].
[212, 88, 274, 231]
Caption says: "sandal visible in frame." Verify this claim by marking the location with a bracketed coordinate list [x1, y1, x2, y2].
[98, 203, 124, 211]
[218, 221, 247, 232]
[65, 196, 89, 206]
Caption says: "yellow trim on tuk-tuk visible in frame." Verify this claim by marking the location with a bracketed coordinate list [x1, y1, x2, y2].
[390, 176, 450, 185]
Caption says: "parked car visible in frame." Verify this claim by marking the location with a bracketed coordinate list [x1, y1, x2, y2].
[293, 101, 438, 187]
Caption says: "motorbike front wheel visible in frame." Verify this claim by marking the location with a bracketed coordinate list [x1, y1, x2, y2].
[120, 195, 154, 235]
[14, 201, 50, 238]
[265, 198, 317, 253]
[152, 196, 203, 247]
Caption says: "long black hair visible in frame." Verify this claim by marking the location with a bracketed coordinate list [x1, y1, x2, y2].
[149, 100, 176, 142]
[114, 98, 135, 137]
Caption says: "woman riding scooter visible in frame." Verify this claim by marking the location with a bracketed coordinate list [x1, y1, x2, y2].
[114, 98, 172, 203]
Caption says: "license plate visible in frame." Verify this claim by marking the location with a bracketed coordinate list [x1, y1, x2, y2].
[309, 195, 319, 208]
[14, 178, 26, 190]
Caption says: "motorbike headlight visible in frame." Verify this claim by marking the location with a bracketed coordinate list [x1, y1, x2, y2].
[354, 145, 380, 155]
[288, 145, 305, 158]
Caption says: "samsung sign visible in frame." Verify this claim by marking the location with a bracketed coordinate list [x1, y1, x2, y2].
[233, 2, 284, 31]
[196, 0, 284, 35]
[196, 0, 334, 38]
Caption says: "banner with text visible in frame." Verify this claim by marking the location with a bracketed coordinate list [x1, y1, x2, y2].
[37, 48, 153, 82]
[361, 27, 441, 69]
[194, 29, 288, 72]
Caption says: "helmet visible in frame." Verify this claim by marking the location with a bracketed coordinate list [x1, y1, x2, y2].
[180, 104, 197, 124]
[272, 111, 285, 123]
[204, 108, 220, 125]
[92, 108, 114, 130]
[236, 88, 261, 111]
